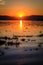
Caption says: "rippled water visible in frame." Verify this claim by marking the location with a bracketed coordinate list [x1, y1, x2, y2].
[0, 20, 43, 47]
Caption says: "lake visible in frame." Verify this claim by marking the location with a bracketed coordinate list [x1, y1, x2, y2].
[0, 20, 43, 48]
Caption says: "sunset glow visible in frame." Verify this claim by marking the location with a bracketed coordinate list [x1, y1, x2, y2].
[0, 0, 43, 16]
[0, 0, 43, 65]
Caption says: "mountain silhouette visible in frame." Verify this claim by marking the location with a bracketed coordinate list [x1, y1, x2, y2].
[0, 15, 43, 21]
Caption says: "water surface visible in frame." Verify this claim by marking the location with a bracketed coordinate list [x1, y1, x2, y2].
[0, 20, 43, 47]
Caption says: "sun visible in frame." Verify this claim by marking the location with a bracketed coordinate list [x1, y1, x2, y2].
[17, 12, 25, 17]
[20, 15, 22, 17]
[19, 14, 23, 17]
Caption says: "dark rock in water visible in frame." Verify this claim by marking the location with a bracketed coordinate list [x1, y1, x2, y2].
[37, 34, 43, 37]
[7, 41, 20, 48]
[0, 40, 6, 45]
[4, 36, 8, 40]
[24, 49, 28, 51]
[26, 35, 33, 37]
[13, 37, 18, 40]
[35, 48, 38, 51]
[28, 39, 30, 41]
[31, 39, 36, 42]
[7, 42, 13, 46]
[0, 36, 11, 40]
[29, 49, 32, 51]
[21, 38, 25, 42]
[0, 50, 4, 56]
[39, 31, 42, 33]
[38, 44, 41, 47]
[38, 43, 42, 47]
[5, 30, 7, 32]
[1, 51, 4, 55]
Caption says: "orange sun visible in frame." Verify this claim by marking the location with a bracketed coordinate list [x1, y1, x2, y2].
[17, 12, 25, 17]
[19, 14, 23, 18]
[19, 14, 23, 17]
[19, 13, 24, 17]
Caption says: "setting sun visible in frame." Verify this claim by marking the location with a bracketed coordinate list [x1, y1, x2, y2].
[18, 12, 25, 17]
[17, 12, 25, 17]
[19, 14, 23, 17]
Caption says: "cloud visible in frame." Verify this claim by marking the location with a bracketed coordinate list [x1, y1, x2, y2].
[0, 0, 5, 5]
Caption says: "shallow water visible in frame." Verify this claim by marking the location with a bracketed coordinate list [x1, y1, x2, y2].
[0, 20, 43, 48]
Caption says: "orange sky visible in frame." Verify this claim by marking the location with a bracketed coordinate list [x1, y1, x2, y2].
[0, 0, 43, 17]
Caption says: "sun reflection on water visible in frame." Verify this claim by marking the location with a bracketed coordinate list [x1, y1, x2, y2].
[20, 20, 22, 29]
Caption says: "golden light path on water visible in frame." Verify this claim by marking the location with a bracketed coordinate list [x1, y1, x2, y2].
[0, 20, 43, 37]
[20, 20, 22, 29]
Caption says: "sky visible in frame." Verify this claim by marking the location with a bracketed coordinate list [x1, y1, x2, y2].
[0, 0, 43, 16]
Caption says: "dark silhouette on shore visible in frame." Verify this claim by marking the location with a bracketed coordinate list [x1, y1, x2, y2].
[0, 15, 43, 21]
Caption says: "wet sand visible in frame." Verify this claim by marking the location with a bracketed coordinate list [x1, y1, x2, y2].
[0, 46, 43, 65]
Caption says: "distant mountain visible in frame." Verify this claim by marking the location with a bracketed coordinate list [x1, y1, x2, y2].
[23, 15, 43, 21]
[0, 15, 43, 21]
[0, 15, 17, 20]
